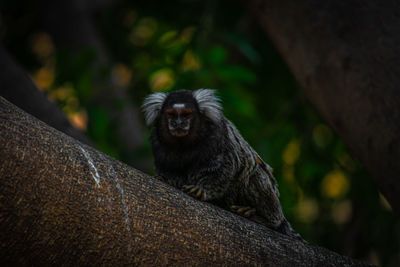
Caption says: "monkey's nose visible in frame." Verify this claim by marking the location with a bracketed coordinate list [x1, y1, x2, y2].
[178, 122, 189, 130]
[175, 118, 187, 128]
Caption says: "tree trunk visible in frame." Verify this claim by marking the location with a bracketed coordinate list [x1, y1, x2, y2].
[0, 44, 91, 146]
[247, 0, 400, 215]
[0, 97, 371, 266]
[37, 0, 146, 154]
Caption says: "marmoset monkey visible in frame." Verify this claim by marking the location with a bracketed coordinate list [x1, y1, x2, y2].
[143, 89, 302, 239]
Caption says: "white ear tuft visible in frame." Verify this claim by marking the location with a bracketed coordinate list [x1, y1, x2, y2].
[192, 89, 222, 123]
[142, 92, 168, 126]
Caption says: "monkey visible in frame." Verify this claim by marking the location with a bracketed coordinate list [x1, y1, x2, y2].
[142, 89, 302, 240]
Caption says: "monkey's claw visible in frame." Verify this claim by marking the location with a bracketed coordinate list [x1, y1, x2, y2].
[231, 205, 256, 218]
[182, 185, 207, 201]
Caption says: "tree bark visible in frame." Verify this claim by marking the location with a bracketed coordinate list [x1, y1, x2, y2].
[247, 0, 400, 215]
[0, 97, 371, 266]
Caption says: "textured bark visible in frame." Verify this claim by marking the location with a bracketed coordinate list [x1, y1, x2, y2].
[247, 0, 400, 215]
[0, 97, 371, 266]
[0, 44, 91, 146]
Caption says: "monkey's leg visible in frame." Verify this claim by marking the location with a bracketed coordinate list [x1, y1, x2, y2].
[230, 205, 256, 217]
[243, 171, 287, 230]
[182, 185, 207, 201]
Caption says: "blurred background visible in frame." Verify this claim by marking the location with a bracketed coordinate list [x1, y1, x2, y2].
[0, 0, 399, 265]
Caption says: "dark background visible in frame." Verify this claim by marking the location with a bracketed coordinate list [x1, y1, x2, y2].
[0, 0, 399, 265]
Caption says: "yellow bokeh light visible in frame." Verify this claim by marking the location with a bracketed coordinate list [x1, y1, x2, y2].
[49, 84, 86, 131]
[49, 86, 73, 102]
[180, 26, 196, 43]
[68, 110, 88, 131]
[149, 69, 175, 92]
[295, 198, 319, 223]
[321, 170, 349, 198]
[130, 17, 158, 46]
[112, 63, 132, 87]
[31, 32, 54, 60]
[158, 31, 178, 46]
[32, 67, 54, 90]
[182, 50, 201, 71]
[331, 200, 352, 224]
[282, 139, 301, 165]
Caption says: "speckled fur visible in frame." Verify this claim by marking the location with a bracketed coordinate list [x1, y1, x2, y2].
[144, 89, 302, 239]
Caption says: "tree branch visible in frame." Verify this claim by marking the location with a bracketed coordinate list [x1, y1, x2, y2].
[246, 0, 400, 215]
[0, 97, 371, 266]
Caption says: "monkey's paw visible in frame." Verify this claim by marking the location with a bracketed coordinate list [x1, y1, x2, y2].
[182, 185, 207, 201]
[231, 205, 256, 218]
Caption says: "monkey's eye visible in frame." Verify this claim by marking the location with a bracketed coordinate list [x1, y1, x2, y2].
[180, 109, 193, 118]
[165, 108, 192, 118]
[165, 109, 176, 117]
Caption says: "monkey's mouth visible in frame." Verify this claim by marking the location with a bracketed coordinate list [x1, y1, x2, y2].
[170, 129, 189, 137]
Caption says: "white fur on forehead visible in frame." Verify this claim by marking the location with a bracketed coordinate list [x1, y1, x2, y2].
[192, 89, 222, 122]
[142, 92, 168, 126]
[173, 103, 185, 109]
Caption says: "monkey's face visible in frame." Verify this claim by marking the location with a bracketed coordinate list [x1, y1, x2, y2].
[143, 89, 221, 145]
[164, 104, 194, 137]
